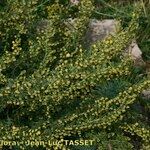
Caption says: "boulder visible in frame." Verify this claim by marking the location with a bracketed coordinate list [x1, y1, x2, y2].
[86, 19, 144, 66]
[86, 19, 119, 44]
[142, 90, 150, 99]
[126, 40, 145, 67]
[70, 0, 80, 5]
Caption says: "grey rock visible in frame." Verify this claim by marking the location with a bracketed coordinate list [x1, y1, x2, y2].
[70, 0, 80, 5]
[86, 19, 144, 66]
[86, 19, 119, 44]
[126, 40, 145, 67]
[142, 90, 150, 99]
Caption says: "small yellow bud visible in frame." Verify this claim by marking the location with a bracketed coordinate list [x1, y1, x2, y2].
[66, 53, 71, 58]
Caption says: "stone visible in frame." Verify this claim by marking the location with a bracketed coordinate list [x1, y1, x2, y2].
[86, 19, 119, 44]
[86, 19, 141, 53]
[70, 0, 80, 5]
[86, 19, 144, 66]
[142, 90, 150, 99]
[126, 40, 145, 66]
[127, 40, 142, 59]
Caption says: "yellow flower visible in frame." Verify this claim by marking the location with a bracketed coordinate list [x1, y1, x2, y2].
[66, 53, 71, 58]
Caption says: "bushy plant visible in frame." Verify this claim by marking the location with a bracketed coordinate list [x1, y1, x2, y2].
[0, 0, 149, 150]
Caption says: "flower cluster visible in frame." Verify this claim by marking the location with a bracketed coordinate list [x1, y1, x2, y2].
[0, 1, 149, 150]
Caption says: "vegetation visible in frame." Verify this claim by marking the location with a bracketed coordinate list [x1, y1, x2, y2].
[0, 0, 149, 150]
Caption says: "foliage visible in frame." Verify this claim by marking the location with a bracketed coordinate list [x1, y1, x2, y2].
[0, 0, 150, 150]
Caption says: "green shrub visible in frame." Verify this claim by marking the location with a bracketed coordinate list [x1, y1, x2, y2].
[0, 0, 149, 150]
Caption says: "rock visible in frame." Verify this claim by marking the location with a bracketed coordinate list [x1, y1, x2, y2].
[142, 90, 150, 99]
[64, 19, 119, 45]
[128, 40, 142, 59]
[86, 19, 119, 45]
[85, 19, 144, 66]
[70, 0, 80, 5]
[126, 40, 145, 66]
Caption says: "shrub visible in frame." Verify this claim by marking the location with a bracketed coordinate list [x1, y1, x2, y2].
[0, 0, 149, 150]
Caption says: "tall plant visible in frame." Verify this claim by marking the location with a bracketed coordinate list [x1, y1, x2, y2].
[0, 0, 149, 150]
